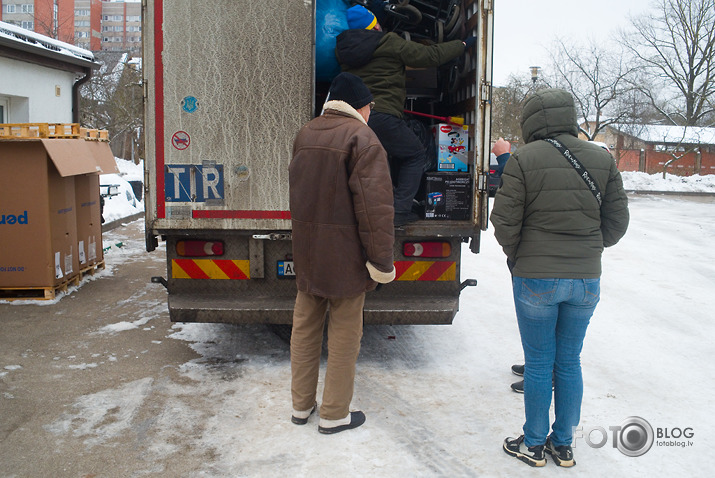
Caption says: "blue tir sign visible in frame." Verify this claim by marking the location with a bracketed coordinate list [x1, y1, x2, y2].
[165, 164, 224, 202]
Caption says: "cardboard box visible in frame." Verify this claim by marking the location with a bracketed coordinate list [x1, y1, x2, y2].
[0, 139, 112, 288]
[433, 123, 469, 172]
[75, 141, 118, 269]
[75, 173, 102, 268]
[423, 172, 472, 221]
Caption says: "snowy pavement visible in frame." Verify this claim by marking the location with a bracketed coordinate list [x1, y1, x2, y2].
[3, 189, 713, 476]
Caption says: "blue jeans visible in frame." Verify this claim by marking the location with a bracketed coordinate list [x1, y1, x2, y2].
[512, 277, 600, 448]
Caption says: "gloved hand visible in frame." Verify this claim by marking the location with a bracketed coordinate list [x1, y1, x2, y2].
[366, 261, 396, 284]
[463, 36, 477, 49]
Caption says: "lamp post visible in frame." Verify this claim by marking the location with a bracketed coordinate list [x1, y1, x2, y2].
[530, 66, 541, 84]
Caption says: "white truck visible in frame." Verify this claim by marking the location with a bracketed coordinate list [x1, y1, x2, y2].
[143, 0, 494, 325]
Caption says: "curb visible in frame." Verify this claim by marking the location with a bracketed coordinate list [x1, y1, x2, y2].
[102, 212, 144, 233]
[625, 190, 715, 197]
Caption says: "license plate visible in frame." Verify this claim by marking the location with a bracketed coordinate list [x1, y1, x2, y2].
[277, 260, 296, 277]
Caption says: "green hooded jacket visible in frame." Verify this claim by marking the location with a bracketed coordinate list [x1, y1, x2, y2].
[490, 88, 629, 278]
[335, 29, 464, 118]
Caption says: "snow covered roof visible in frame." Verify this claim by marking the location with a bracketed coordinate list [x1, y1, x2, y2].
[610, 124, 715, 146]
[0, 20, 98, 70]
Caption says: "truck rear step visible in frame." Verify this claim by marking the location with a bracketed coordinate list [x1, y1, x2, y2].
[168, 293, 458, 325]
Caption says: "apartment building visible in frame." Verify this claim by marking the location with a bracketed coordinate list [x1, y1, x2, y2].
[0, 0, 141, 54]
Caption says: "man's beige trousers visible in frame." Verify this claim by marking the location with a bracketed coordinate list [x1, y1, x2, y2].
[290, 290, 365, 420]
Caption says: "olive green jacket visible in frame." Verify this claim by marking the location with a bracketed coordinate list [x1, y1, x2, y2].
[490, 89, 629, 278]
[335, 29, 464, 118]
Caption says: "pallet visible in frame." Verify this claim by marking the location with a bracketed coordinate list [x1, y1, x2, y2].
[79, 260, 106, 279]
[0, 275, 81, 301]
[0, 123, 82, 139]
[79, 128, 110, 142]
[0, 123, 109, 141]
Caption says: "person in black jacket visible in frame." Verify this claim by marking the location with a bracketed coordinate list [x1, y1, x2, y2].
[336, 4, 474, 226]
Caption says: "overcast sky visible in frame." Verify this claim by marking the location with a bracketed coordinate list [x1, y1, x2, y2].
[492, 0, 656, 86]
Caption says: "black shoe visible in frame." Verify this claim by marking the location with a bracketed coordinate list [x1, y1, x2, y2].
[318, 411, 366, 434]
[544, 437, 576, 468]
[510, 374, 555, 394]
[546, 437, 576, 467]
[503, 435, 546, 467]
[394, 212, 420, 227]
[511, 364, 524, 376]
[291, 402, 317, 425]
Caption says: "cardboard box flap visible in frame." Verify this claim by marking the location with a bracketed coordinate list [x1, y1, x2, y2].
[41, 139, 101, 177]
[85, 141, 120, 174]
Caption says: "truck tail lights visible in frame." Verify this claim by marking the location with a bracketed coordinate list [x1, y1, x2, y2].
[176, 240, 224, 257]
[403, 241, 451, 258]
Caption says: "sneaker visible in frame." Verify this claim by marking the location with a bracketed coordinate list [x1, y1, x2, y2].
[510, 374, 555, 394]
[546, 437, 576, 467]
[511, 364, 524, 376]
[318, 411, 366, 434]
[291, 402, 317, 425]
[394, 212, 420, 227]
[503, 435, 546, 467]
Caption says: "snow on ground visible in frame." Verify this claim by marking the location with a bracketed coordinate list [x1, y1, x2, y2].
[8, 161, 715, 475]
[621, 171, 715, 192]
[101, 166, 715, 475]
[142, 192, 713, 477]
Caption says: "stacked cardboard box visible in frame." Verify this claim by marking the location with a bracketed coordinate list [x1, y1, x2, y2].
[423, 172, 472, 221]
[432, 123, 469, 172]
[0, 126, 118, 292]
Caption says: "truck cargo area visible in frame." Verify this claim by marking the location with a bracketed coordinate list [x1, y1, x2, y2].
[143, 0, 493, 325]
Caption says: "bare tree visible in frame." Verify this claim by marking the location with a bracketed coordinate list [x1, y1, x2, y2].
[623, 0, 715, 126]
[491, 73, 534, 144]
[547, 38, 637, 141]
[81, 52, 144, 162]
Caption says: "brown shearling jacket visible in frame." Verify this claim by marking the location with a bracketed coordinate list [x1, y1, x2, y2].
[289, 100, 395, 298]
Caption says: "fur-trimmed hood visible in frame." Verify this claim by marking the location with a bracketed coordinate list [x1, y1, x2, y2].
[323, 100, 367, 125]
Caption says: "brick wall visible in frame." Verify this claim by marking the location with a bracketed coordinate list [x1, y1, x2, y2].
[614, 148, 715, 176]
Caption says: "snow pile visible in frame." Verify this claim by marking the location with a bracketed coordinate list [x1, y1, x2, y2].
[100, 158, 144, 223]
[621, 171, 715, 193]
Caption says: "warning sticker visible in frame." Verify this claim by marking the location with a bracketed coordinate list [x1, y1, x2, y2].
[172, 131, 191, 150]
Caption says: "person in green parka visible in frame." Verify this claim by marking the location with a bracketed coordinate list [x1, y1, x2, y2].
[492, 88, 629, 468]
[336, 4, 473, 226]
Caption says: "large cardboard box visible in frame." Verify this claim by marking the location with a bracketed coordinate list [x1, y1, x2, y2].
[433, 123, 469, 172]
[423, 172, 472, 221]
[75, 141, 119, 269]
[75, 173, 102, 269]
[0, 139, 104, 288]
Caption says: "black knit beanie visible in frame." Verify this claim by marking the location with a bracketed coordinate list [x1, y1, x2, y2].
[328, 72, 373, 110]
